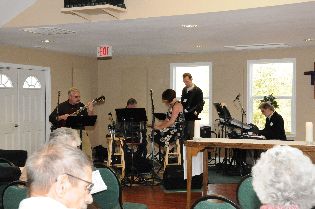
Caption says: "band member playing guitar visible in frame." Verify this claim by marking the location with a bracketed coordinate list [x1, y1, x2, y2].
[49, 87, 94, 129]
[49, 87, 104, 159]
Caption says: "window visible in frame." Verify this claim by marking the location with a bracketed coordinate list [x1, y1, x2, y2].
[171, 63, 212, 125]
[0, 74, 13, 88]
[247, 59, 296, 135]
[23, 76, 41, 89]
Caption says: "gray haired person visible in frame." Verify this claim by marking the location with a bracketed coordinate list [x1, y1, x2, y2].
[49, 127, 81, 147]
[252, 145, 315, 209]
[19, 143, 93, 209]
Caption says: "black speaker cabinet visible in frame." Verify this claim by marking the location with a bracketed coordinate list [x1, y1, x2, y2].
[163, 165, 202, 190]
[200, 126, 211, 138]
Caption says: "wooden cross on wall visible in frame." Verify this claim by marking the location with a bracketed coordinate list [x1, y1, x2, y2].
[304, 62, 315, 99]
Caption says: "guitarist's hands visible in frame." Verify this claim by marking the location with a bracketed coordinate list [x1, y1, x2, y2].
[87, 101, 94, 115]
[58, 114, 70, 121]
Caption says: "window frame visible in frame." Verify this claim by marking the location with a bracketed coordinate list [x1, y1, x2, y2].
[246, 58, 296, 137]
[170, 62, 213, 126]
[23, 75, 42, 89]
[0, 73, 14, 88]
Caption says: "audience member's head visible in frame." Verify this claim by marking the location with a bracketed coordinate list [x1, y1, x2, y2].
[126, 98, 137, 108]
[259, 102, 275, 117]
[252, 145, 315, 209]
[49, 127, 81, 147]
[23, 143, 93, 209]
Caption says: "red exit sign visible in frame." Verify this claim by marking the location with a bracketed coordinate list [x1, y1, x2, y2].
[97, 45, 112, 59]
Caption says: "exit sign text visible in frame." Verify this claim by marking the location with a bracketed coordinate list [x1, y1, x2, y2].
[97, 45, 112, 59]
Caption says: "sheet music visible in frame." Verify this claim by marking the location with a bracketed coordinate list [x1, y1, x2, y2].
[90, 170, 107, 194]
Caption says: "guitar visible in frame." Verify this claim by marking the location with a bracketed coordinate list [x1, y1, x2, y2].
[52, 95, 105, 130]
[71, 95, 105, 116]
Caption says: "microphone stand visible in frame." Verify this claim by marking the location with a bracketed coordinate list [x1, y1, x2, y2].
[108, 113, 116, 167]
[51, 91, 61, 132]
[237, 98, 246, 137]
[149, 89, 161, 185]
[56, 91, 60, 118]
[235, 98, 247, 176]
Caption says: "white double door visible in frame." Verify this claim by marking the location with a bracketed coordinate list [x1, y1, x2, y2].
[0, 65, 47, 154]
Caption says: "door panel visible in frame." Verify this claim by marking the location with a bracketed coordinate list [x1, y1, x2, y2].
[18, 69, 46, 153]
[0, 67, 19, 150]
[0, 65, 47, 154]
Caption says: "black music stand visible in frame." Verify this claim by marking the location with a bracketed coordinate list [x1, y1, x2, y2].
[115, 108, 148, 186]
[65, 115, 97, 149]
[116, 108, 148, 124]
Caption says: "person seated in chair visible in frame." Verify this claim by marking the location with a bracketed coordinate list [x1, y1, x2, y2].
[154, 89, 185, 147]
[19, 143, 93, 209]
[252, 145, 315, 209]
[258, 102, 286, 140]
[49, 127, 82, 148]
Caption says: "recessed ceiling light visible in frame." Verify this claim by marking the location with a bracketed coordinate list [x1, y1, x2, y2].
[22, 27, 76, 35]
[224, 43, 289, 50]
[304, 38, 314, 42]
[41, 39, 50, 43]
[181, 24, 198, 28]
[196, 45, 201, 48]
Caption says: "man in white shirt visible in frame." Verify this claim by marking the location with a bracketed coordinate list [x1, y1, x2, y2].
[19, 143, 93, 209]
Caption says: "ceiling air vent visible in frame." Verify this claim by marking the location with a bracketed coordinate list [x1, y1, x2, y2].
[22, 27, 76, 35]
[224, 43, 289, 50]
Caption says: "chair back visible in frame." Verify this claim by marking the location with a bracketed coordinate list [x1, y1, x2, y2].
[92, 166, 122, 209]
[191, 195, 241, 209]
[0, 150, 27, 167]
[2, 181, 27, 209]
[236, 174, 261, 209]
[0, 158, 21, 183]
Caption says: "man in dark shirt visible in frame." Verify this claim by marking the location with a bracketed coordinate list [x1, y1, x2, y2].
[258, 102, 286, 140]
[49, 87, 94, 128]
[49, 87, 94, 158]
[181, 73, 204, 140]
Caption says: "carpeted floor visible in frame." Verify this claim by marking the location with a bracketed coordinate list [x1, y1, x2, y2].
[208, 166, 243, 184]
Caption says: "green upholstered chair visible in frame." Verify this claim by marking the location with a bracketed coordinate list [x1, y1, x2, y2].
[236, 174, 261, 209]
[191, 195, 241, 209]
[2, 181, 27, 209]
[93, 166, 147, 209]
[0, 158, 22, 209]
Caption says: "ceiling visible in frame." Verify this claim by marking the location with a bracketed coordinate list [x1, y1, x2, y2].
[0, 0, 37, 27]
[0, 1, 315, 57]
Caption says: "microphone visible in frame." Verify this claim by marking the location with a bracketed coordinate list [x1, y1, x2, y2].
[150, 89, 153, 93]
[233, 93, 241, 102]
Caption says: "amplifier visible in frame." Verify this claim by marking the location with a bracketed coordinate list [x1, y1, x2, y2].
[200, 126, 211, 138]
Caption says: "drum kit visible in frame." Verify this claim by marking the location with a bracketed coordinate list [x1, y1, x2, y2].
[106, 108, 157, 186]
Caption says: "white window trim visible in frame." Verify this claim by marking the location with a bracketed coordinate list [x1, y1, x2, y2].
[246, 58, 296, 137]
[170, 62, 213, 126]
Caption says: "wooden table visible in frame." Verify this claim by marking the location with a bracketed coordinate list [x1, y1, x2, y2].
[185, 138, 315, 209]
